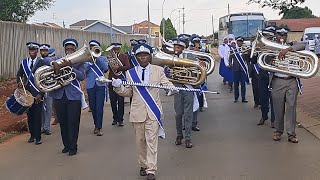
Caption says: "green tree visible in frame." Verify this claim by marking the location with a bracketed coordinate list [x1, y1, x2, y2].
[160, 18, 177, 41]
[281, 6, 317, 19]
[247, 0, 305, 10]
[0, 0, 55, 23]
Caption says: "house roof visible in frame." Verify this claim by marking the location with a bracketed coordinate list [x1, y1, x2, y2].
[69, 20, 98, 27]
[268, 18, 320, 32]
[34, 22, 61, 28]
[81, 20, 127, 34]
[135, 20, 159, 27]
[115, 25, 133, 34]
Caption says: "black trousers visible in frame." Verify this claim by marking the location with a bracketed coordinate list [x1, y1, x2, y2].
[27, 102, 43, 140]
[258, 75, 275, 122]
[251, 73, 260, 105]
[108, 84, 124, 123]
[55, 95, 81, 151]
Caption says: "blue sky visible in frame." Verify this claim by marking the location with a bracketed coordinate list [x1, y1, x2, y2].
[29, 0, 319, 36]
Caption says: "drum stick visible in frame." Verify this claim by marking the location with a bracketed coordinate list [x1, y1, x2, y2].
[19, 77, 27, 96]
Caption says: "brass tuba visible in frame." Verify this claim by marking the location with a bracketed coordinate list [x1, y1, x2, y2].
[152, 47, 207, 86]
[35, 44, 102, 92]
[105, 46, 123, 76]
[161, 40, 215, 75]
[251, 30, 319, 79]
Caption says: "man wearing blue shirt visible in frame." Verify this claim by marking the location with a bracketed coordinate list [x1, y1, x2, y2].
[84, 40, 109, 136]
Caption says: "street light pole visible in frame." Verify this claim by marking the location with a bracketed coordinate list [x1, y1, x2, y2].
[162, 0, 166, 40]
[109, 0, 113, 43]
[147, 0, 151, 44]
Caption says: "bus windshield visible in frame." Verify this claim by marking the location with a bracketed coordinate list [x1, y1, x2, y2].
[229, 20, 264, 39]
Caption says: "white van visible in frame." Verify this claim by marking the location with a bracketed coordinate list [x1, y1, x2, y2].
[302, 27, 320, 52]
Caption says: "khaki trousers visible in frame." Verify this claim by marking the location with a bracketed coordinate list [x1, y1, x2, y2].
[132, 116, 159, 174]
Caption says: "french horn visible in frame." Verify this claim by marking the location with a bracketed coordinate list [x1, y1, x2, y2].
[152, 47, 207, 86]
[105, 46, 124, 76]
[35, 44, 102, 92]
[251, 30, 319, 79]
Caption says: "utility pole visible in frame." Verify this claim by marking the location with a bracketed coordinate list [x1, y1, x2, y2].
[162, 0, 166, 40]
[109, 0, 113, 43]
[63, 20, 65, 28]
[182, 6, 185, 34]
[228, 4, 230, 15]
[178, 10, 181, 34]
[147, 0, 151, 44]
[212, 15, 214, 41]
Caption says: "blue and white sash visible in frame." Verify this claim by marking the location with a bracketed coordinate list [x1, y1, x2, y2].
[22, 59, 40, 93]
[253, 64, 260, 74]
[128, 50, 139, 67]
[127, 68, 165, 139]
[231, 47, 250, 83]
[296, 78, 303, 95]
[71, 79, 88, 109]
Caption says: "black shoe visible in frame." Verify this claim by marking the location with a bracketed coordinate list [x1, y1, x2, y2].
[175, 135, 183, 145]
[257, 118, 266, 125]
[28, 137, 34, 143]
[182, 127, 185, 130]
[192, 127, 200, 131]
[69, 150, 77, 156]
[35, 139, 42, 145]
[139, 167, 147, 176]
[118, 122, 124, 127]
[185, 139, 193, 148]
[41, 129, 45, 134]
[242, 99, 248, 103]
[199, 107, 205, 112]
[254, 104, 259, 108]
[44, 130, 51, 135]
[147, 173, 156, 180]
[234, 99, 238, 103]
[112, 121, 117, 125]
[271, 122, 275, 128]
[62, 148, 69, 153]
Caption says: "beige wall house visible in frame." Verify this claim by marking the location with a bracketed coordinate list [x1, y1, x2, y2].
[268, 18, 320, 42]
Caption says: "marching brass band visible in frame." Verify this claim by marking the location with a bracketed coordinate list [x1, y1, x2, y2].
[5, 25, 319, 180]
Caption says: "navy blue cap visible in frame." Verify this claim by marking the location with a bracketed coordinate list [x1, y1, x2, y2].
[26, 42, 40, 49]
[236, 36, 244, 42]
[63, 38, 78, 48]
[39, 44, 50, 50]
[276, 27, 290, 36]
[178, 34, 191, 40]
[172, 38, 188, 48]
[191, 36, 201, 43]
[262, 26, 277, 36]
[48, 48, 55, 57]
[130, 39, 139, 46]
[89, 40, 101, 46]
[138, 39, 147, 44]
[133, 44, 153, 55]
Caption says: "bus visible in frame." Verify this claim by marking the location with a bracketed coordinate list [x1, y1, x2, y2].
[218, 12, 266, 44]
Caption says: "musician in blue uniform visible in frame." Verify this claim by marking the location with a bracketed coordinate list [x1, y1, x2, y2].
[46, 38, 86, 155]
[16, 42, 45, 145]
[173, 35, 196, 148]
[39, 43, 53, 135]
[256, 27, 276, 127]
[127, 39, 139, 68]
[229, 37, 249, 103]
[84, 40, 109, 136]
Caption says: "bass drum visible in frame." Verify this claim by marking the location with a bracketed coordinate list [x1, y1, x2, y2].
[5, 88, 34, 115]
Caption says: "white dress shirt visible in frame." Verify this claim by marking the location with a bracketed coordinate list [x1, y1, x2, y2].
[28, 57, 37, 69]
[136, 64, 150, 84]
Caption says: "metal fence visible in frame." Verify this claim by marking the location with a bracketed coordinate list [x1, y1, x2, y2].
[0, 21, 147, 78]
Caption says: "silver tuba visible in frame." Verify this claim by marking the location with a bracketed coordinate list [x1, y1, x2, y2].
[251, 30, 319, 79]
[35, 44, 102, 92]
[105, 46, 123, 76]
[152, 47, 207, 86]
[161, 40, 215, 75]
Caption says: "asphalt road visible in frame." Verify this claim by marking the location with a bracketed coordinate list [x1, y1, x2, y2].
[1, 71, 320, 180]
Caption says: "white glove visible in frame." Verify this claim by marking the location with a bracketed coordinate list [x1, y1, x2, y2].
[111, 78, 122, 88]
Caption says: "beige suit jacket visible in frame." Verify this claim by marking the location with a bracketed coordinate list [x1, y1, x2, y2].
[114, 64, 174, 123]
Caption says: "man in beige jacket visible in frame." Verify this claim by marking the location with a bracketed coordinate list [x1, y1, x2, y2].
[112, 44, 174, 180]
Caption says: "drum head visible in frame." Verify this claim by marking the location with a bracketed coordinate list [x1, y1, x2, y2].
[14, 88, 34, 107]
